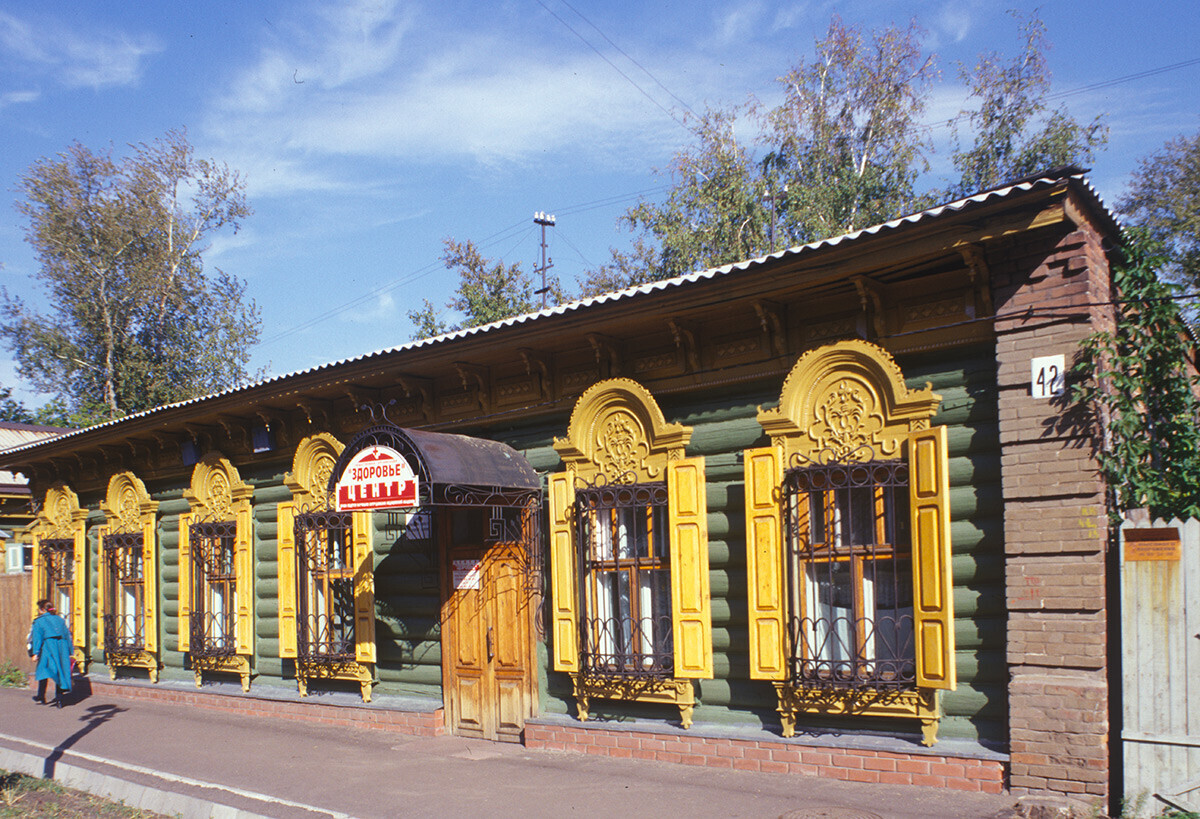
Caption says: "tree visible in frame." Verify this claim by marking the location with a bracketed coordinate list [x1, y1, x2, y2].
[408, 238, 564, 339]
[584, 17, 936, 293]
[1, 130, 258, 426]
[1117, 131, 1200, 290]
[949, 11, 1107, 196]
[1072, 231, 1200, 520]
[760, 16, 936, 242]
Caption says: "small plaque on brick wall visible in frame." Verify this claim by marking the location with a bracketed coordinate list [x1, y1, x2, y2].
[1124, 527, 1181, 562]
[1031, 354, 1065, 398]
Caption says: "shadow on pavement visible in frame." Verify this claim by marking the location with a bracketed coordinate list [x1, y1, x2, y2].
[42, 703, 127, 779]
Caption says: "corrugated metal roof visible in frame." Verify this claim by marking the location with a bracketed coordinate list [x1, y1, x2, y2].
[0, 424, 69, 482]
[0, 170, 1116, 459]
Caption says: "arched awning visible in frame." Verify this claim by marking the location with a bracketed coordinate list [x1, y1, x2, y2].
[328, 425, 540, 509]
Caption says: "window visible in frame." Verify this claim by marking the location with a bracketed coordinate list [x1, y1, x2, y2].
[743, 340, 954, 745]
[548, 379, 712, 729]
[576, 482, 673, 677]
[189, 520, 238, 655]
[295, 510, 355, 661]
[39, 538, 74, 617]
[103, 532, 145, 652]
[784, 457, 914, 689]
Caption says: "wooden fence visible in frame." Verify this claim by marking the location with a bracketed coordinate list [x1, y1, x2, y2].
[0, 572, 33, 675]
[1120, 517, 1200, 815]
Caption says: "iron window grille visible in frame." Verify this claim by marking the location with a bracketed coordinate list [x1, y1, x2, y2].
[294, 509, 356, 663]
[574, 478, 673, 678]
[189, 520, 238, 658]
[103, 532, 145, 653]
[40, 538, 74, 619]
[783, 451, 916, 691]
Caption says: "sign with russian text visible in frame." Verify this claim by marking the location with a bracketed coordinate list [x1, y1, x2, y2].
[1124, 527, 1182, 562]
[453, 559, 481, 591]
[336, 445, 419, 512]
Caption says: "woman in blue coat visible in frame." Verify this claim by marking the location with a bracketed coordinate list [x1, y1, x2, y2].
[30, 599, 73, 706]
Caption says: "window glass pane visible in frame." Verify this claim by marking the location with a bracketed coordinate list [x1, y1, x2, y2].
[807, 491, 826, 545]
[864, 559, 914, 679]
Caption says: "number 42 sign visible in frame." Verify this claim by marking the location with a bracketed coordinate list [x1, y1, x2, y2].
[1031, 354, 1065, 399]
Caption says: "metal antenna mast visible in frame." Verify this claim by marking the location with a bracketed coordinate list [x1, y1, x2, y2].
[533, 212, 555, 309]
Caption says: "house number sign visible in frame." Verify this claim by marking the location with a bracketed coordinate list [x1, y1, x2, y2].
[1031, 354, 1065, 399]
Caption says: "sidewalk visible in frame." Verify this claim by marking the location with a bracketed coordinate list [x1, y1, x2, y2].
[0, 683, 1015, 819]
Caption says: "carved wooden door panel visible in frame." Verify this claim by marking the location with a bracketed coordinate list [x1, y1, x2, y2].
[444, 522, 534, 742]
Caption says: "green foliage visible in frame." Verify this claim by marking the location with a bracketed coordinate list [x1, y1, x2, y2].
[1, 129, 259, 427]
[0, 661, 25, 687]
[1118, 130, 1200, 290]
[949, 11, 1107, 197]
[582, 11, 1103, 296]
[1072, 231, 1200, 520]
[408, 238, 565, 339]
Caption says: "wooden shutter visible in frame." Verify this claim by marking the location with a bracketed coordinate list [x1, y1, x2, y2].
[235, 505, 254, 656]
[909, 426, 956, 690]
[668, 457, 712, 679]
[276, 502, 298, 659]
[548, 472, 579, 673]
[143, 517, 158, 653]
[352, 511, 376, 664]
[95, 528, 107, 650]
[72, 523, 86, 648]
[744, 446, 787, 680]
[178, 513, 192, 652]
[30, 534, 42, 621]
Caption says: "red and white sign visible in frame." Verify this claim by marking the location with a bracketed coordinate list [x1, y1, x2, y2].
[336, 446, 419, 512]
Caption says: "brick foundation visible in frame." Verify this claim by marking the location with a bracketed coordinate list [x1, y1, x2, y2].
[88, 679, 445, 737]
[524, 722, 1006, 794]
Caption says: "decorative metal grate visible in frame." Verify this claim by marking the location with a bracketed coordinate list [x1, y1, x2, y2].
[295, 509, 356, 663]
[40, 538, 73, 616]
[575, 477, 674, 678]
[783, 451, 916, 691]
[103, 532, 145, 653]
[189, 520, 238, 658]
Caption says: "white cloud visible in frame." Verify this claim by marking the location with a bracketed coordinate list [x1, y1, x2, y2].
[0, 10, 161, 90]
[0, 89, 39, 109]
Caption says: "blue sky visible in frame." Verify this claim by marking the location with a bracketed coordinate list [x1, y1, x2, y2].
[1, 1, 1198, 406]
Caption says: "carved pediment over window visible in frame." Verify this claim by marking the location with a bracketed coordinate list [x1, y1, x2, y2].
[554, 378, 692, 484]
[758, 339, 941, 463]
[101, 472, 159, 534]
[284, 432, 345, 510]
[184, 453, 253, 520]
[36, 484, 87, 539]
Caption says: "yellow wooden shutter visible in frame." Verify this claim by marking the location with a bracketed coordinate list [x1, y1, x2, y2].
[548, 471, 579, 673]
[143, 516, 158, 653]
[178, 513, 192, 652]
[909, 426, 956, 690]
[30, 534, 42, 621]
[668, 457, 712, 679]
[95, 528, 107, 650]
[744, 446, 787, 680]
[277, 502, 298, 659]
[352, 511, 376, 664]
[72, 524, 86, 648]
[235, 506, 254, 655]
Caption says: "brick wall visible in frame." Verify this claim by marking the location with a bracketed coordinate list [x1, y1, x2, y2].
[991, 214, 1115, 802]
[525, 722, 1005, 793]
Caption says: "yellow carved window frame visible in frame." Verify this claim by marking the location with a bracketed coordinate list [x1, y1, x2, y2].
[180, 453, 255, 692]
[549, 378, 711, 728]
[97, 471, 160, 682]
[278, 432, 375, 702]
[743, 339, 954, 746]
[29, 485, 87, 660]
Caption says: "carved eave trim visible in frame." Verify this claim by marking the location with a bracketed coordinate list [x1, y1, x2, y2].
[753, 301, 787, 358]
[395, 374, 433, 421]
[554, 377, 692, 484]
[587, 334, 621, 378]
[758, 339, 941, 462]
[295, 398, 333, 428]
[283, 432, 345, 508]
[519, 349, 552, 399]
[668, 319, 699, 373]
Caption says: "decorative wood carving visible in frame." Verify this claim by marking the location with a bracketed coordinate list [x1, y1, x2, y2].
[284, 432, 345, 511]
[554, 378, 691, 484]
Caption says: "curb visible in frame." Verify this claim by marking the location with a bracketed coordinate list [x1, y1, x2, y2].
[0, 734, 345, 819]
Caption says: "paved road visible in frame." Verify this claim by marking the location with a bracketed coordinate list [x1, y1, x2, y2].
[0, 685, 1015, 819]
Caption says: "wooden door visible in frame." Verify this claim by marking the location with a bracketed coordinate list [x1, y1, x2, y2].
[443, 513, 535, 742]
